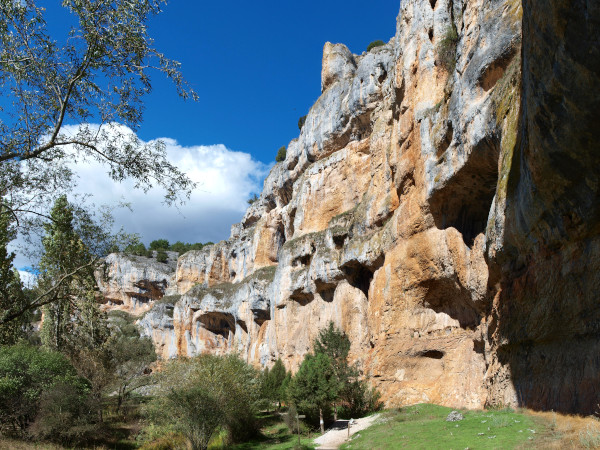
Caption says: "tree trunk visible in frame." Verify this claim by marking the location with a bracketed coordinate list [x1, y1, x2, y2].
[334, 403, 338, 421]
[319, 407, 325, 434]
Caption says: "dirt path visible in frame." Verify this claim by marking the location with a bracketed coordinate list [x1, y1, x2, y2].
[313, 413, 380, 449]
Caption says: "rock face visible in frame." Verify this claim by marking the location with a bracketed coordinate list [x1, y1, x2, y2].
[96, 252, 177, 314]
[102, 0, 599, 414]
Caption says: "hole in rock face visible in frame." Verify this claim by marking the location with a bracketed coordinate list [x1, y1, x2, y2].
[237, 319, 248, 333]
[479, 48, 517, 92]
[429, 134, 500, 246]
[198, 312, 235, 339]
[252, 308, 270, 326]
[341, 257, 384, 298]
[333, 234, 347, 249]
[428, 28, 434, 42]
[429, 0, 437, 9]
[420, 350, 445, 359]
[289, 290, 314, 306]
[315, 280, 336, 303]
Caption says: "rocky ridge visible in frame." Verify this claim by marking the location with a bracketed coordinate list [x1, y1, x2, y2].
[96, 0, 600, 414]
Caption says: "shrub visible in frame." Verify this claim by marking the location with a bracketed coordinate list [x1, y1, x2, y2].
[0, 344, 90, 436]
[149, 239, 169, 251]
[298, 115, 307, 130]
[247, 194, 259, 205]
[436, 25, 459, 72]
[367, 40, 386, 52]
[276, 146, 286, 162]
[156, 250, 168, 263]
[143, 354, 260, 446]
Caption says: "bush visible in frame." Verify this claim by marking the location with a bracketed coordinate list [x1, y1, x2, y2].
[276, 146, 286, 162]
[298, 115, 307, 130]
[367, 40, 386, 52]
[149, 239, 169, 251]
[29, 382, 96, 443]
[143, 354, 260, 447]
[124, 242, 152, 257]
[156, 250, 168, 263]
[436, 25, 459, 72]
[0, 344, 91, 436]
[247, 194, 259, 205]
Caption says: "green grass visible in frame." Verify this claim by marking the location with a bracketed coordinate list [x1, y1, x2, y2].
[341, 404, 542, 450]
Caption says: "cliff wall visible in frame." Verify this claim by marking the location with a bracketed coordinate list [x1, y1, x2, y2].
[97, 0, 600, 414]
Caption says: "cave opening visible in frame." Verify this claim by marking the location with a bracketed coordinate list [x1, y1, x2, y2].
[198, 312, 236, 339]
[420, 350, 445, 359]
[429, 135, 500, 246]
[341, 257, 383, 298]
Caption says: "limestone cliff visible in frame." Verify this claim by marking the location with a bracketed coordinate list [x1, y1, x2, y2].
[98, 0, 600, 415]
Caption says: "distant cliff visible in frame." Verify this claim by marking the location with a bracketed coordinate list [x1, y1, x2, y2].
[97, 0, 600, 415]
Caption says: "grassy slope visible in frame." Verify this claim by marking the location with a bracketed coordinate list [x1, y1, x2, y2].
[341, 404, 543, 450]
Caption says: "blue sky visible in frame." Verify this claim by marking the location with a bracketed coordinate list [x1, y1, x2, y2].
[12, 1, 400, 270]
[137, 0, 400, 163]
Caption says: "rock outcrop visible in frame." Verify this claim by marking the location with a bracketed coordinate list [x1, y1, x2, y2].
[99, 0, 600, 415]
[96, 252, 178, 314]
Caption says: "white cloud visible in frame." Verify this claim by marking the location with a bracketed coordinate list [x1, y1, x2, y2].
[17, 270, 37, 289]
[12, 124, 270, 267]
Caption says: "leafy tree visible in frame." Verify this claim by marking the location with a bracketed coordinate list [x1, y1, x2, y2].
[169, 241, 189, 254]
[0, 344, 90, 435]
[124, 241, 152, 257]
[156, 249, 168, 263]
[0, 0, 197, 230]
[276, 146, 287, 162]
[288, 352, 339, 434]
[106, 310, 156, 414]
[144, 354, 260, 447]
[367, 40, 386, 52]
[149, 239, 170, 251]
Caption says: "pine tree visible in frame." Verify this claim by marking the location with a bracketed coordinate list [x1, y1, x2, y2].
[288, 353, 339, 434]
[0, 199, 29, 344]
[313, 321, 355, 420]
[38, 196, 105, 353]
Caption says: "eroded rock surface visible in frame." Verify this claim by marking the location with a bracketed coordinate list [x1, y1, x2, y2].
[101, 0, 599, 415]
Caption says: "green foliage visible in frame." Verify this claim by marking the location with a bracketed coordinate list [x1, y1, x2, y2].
[288, 353, 339, 432]
[169, 240, 192, 253]
[144, 354, 260, 447]
[124, 241, 150, 257]
[298, 115, 307, 130]
[436, 25, 459, 72]
[38, 196, 106, 353]
[276, 146, 287, 162]
[149, 239, 170, 251]
[156, 250, 168, 263]
[0, 199, 29, 344]
[367, 40, 386, 52]
[0, 0, 197, 229]
[261, 358, 288, 409]
[105, 310, 156, 413]
[0, 344, 90, 436]
[29, 381, 96, 443]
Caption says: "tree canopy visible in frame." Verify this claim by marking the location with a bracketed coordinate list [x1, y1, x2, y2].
[0, 0, 197, 233]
